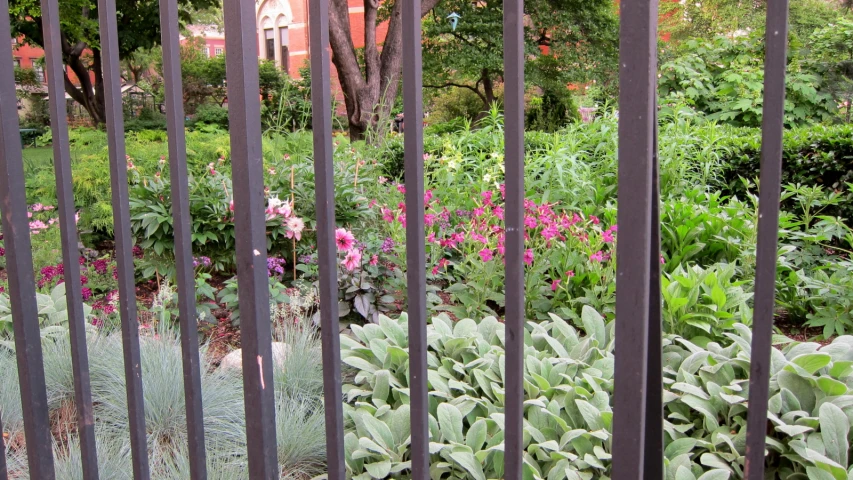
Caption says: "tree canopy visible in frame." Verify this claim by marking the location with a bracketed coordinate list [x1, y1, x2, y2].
[9, 0, 217, 124]
[421, 0, 618, 119]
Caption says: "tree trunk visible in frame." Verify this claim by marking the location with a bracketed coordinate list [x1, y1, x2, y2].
[328, 0, 441, 141]
[60, 34, 107, 125]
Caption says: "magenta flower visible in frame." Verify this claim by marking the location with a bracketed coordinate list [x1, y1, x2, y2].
[335, 228, 355, 251]
[381, 207, 395, 223]
[370, 254, 379, 266]
[397, 184, 406, 194]
[478, 248, 494, 262]
[425, 213, 436, 226]
[341, 249, 362, 271]
[482, 191, 493, 204]
[424, 190, 433, 203]
[566, 270, 575, 277]
[473, 207, 485, 217]
[590, 251, 604, 262]
[551, 279, 561, 291]
[427, 232, 437, 243]
[590, 215, 600, 225]
[541, 224, 559, 241]
[602, 230, 614, 243]
[660, 255, 666, 265]
[493, 205, 504, 220]
[524, 249, 534, 266]
[524, 216, 537, 229]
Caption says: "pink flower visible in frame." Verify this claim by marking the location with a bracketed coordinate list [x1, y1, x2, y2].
[342, 249, 361, 271]
[286, 217, 305, 241]
[268, 168, 276, 175]
[369, 199, 378, 209]
[425, 213, 436, 226]
[660, 255, 666, 265]
[27, 212, 32, 218]
[370, 254, 379, 266]
[493, 205, 504, 220]
[482, 191, 493, 205]
[427, 232, 437, 243]
[31, 203, 44, 212]
[424, 190, 433, 204]
[541, 224, 559, 241]
[473, 207, 485, 217]
[382, 207, 395, 223]
[398, 214, 406, 227]
[524, 216, 537, 229]
[335, 228, 355, 251]
[566, 270, 575, 277]
[397, 184, 406, 194]
[478, 248, 494, 262]
[379, 176, 388, 184]
[590, 251, 604, 262]
[551, 279, 561, 291]
[590, 215, 600, 225]
[602, 230, 614, 243]
[524, 249, 534, 266]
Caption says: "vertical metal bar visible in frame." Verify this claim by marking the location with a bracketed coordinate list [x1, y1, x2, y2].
[744, 1, 789, 478]
[643, 112, 663, 480]
[0, 1, 56, 477]
[612, 0, 658, 478]
[96, 0, 150, 477]
[159, 0, 207, 477]
[222, 1, 279, 477]
[402, 0, 429, 476]
[307, 0, 345, 476]
[40, 0, 99, 477]
[503, 0, 525, 475]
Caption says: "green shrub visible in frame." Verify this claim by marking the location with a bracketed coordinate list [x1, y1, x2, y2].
[341, 310, 853, 479]
[191, 104, 229, 130]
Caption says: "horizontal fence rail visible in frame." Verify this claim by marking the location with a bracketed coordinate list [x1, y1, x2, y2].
[0, 0, 792, 478]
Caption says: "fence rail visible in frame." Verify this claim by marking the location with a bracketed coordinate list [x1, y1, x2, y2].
[0, 0, 789, 478]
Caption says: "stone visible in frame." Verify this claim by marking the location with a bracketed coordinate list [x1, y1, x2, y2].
[219, 342, 291, 373]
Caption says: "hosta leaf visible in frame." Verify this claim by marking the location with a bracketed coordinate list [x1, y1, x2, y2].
[820, 403, 849, 466]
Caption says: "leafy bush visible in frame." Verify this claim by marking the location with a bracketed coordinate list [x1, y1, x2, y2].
[659, 33, 835, 127]
[0, 283, 95, 349]
[191, 104, 229, 130]
[341, 310, 853, 479]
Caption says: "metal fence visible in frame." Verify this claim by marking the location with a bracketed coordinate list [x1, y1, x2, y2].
[0, 0, 789, 477]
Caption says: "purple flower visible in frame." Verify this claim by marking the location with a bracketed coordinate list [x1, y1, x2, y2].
[381, 237, 396, 253]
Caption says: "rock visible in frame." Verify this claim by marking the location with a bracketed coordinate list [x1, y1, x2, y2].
[219, 342, 291, 373]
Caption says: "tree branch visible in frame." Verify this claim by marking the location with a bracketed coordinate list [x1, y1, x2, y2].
[424, 82, 487, 105]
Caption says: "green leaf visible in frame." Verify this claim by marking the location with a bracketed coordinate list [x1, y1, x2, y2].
[364, 461, 392, 478]
[437, 403, 465, 444]
[665, 438, 698, 459]
[466, 419, 488, 452]
[817, 377, 848, 396]
[581, 306, 606, 346]
[448, 450, 486, 480]
[361, 414, 395, 451]
[697, 470, 730, 480]
[820, 403, 850, 466]
[575, 399, 604, 431]
[790, 353, 832, 375]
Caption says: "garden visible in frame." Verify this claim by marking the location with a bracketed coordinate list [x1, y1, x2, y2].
[5, 0, 853, 478]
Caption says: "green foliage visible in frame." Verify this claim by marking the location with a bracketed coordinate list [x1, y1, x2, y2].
[191, 104, 230, 130]
[0, 283, 95, 349]
[806, 16, 853, 122]
[341, 310, 853, 479]
[422, 0, 617, 115]
[659, 34, 836, 127]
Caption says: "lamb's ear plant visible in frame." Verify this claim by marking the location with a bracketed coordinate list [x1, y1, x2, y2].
[341, 309, 853, 479]
[0, 282, 95, 349]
